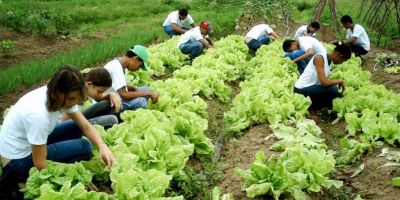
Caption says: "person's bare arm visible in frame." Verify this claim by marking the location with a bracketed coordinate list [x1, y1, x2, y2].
[199, 39, 213, 48]
[314, 55, 345, 89]
[172, 23, 186, 34]
[269, 32, 279, 39]
[117, 87, 158, 103]
[343, 36, 357, 45]
[68, 111, 115, 168]
[293, 48, 314, 63]
[191, 23, 198, 28]
[32, 144, 47, 170]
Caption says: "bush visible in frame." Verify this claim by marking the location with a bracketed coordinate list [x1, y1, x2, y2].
[296, 0, 314, 12]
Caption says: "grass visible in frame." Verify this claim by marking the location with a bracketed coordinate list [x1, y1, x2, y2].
[0, 0, 184, 35]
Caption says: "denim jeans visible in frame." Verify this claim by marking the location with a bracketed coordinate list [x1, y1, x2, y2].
[180, 41, 204, 60]
[284, 50, 308, 74]
[294, 85, 343, 111]
[247, 35, 270, 52]
[0, 120, 92, 194]
[163, 25, 190, 37]
[83, 99, 119, 127]
[122, 86, 151, 111]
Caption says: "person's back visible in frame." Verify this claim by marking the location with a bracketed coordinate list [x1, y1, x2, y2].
[294, 22, 320, 40]
[295, 53, 330, 89]
[245, 23, 279, 54]
[337, 15, 370, 57]
[346, 24, 370, 51]
[298, 36, 326, 55]
[245, 24, 273, 40]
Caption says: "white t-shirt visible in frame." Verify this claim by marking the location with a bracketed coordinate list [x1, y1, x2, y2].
[346, 24, 370, 51]
[294, 25, 316, 40]
[298, 36, 327, 55]
[177, 27, 206, 47]
[295, 53, 332, 89]
[245, 24, 274, 40]
[162, 10, 195, 27]
[104, 59, 127, 96]
[0, 86, 79, 159]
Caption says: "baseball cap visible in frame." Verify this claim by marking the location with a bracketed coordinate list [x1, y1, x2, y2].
[200, 20, 213, 34]
[129, 45, 149, 71]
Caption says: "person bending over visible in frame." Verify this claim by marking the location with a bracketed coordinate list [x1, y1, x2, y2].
[178, 20, 214, 60]
[283, 36, 327, 74]
[244, 23, 279, 54]
[294, 45, 351, 119]
[0, 66, 115, 198]
[294, 21, 320, 40]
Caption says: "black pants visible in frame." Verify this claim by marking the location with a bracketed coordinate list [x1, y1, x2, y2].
[294, 85, 343, 111]
[349, 45, 368, 57]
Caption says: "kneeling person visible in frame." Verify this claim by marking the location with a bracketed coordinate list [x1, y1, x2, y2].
[178, 20, 214, 60]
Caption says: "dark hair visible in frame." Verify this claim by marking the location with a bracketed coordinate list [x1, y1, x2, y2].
[282, 39, 295, 52]
[125, 50, 136, 58]
[178, 8, 188, 16]
[47, 65, 86, 111]
[85, 68, 112, 88]
[340, 15, 353, 24]
[334, 45, 352, 60]
[310, 21, 320, 29]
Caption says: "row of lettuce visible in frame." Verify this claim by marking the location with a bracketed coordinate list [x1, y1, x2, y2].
[222, 42, 343, 199]
[19, 35, 248, 199]
[223, 40, 400, 199]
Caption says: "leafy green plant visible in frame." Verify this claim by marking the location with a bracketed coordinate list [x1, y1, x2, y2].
[1, 40, 17, 56]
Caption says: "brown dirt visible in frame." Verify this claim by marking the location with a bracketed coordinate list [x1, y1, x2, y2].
[216, 124, 279, 199]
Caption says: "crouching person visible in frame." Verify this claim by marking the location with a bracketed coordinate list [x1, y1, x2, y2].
[178, 20, 214, 60]
[294, 45, 351, 119]
[0, 66, 115, 198]
[104, 45, 158, 112]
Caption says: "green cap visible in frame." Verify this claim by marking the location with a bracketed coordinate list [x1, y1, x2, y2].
[129, 45, 149, 71]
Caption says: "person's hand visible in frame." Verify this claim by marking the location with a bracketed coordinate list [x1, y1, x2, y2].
[109, 93, 122, 113]
[86, 183, 99, 192]
[98, 144, 115, 168]
[338, 80, 346, 92]
[331, 40, 343, 46]
[149, 92, 159, 103]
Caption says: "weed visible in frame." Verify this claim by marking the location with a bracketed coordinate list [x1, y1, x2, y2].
[1, 40, 17, 56]
[166, 156, 225, 199]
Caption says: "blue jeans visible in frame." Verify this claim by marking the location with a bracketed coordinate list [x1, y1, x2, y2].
[294, 85, 343, 111]
[247, 36, 270, 52]
[284, 50, 308, 74]
[163, 25, 190, 37]
[122, 86, 151, 111]
[180, 41, 204, 60]
[0, 120, 92, 192]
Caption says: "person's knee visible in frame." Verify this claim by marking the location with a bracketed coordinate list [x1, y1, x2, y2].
[193, 42, 203, 51]
[79, 139, 93, 160]
[136, 98, 148, 109]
